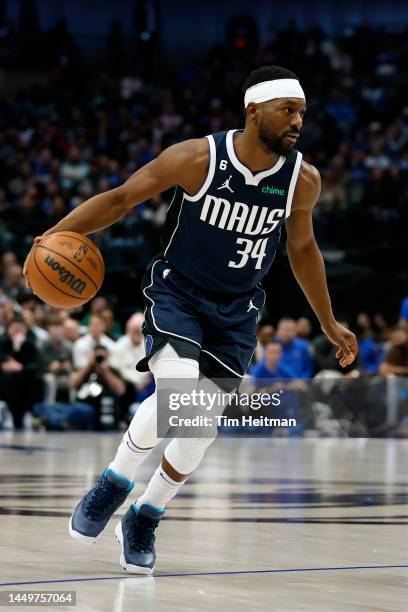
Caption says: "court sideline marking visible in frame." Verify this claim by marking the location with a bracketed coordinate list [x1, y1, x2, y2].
[1, 564, 408, 587]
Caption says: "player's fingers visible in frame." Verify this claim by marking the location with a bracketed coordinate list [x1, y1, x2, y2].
[23, 261, 30, 288]
[23, 236, 43, 289]
[340, 347, 355, 367]
[339, 337, 353, 359]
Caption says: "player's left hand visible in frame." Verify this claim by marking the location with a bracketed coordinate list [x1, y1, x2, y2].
[321, 321, 358, 368]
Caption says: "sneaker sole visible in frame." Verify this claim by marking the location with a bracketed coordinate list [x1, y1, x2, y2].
[115, 521, 154, 575]
[68, 515, 101, 544]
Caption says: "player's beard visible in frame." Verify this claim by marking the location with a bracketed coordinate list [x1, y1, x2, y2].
[258, 121, 293, 157]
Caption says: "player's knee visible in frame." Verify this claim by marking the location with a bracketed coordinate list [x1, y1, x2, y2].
[149, 343, 199, 380]
[164, 436, 217, 474]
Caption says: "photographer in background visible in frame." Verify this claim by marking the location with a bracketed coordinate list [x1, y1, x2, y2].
[69, 344, 126, 430]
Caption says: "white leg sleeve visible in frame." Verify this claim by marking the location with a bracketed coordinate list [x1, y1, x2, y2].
[108, 344, 199, 481]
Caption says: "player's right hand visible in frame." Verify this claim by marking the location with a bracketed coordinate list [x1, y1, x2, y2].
[23, 236, 44, 289]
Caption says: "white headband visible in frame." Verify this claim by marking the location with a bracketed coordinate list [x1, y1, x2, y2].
[244, 78, 305, 108]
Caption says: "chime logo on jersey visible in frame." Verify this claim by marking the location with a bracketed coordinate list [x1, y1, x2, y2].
[262, 185, 285, 196]
[199, 194, 284, 236]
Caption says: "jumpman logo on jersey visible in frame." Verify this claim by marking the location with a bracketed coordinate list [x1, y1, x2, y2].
[217, 175, 234, 193]
[247, 299, 259, 313]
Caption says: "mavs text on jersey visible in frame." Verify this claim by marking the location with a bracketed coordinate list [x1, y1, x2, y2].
[162, 129, 302, 293]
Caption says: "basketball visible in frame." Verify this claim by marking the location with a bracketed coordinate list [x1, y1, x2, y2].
[26, 231, 105, 309]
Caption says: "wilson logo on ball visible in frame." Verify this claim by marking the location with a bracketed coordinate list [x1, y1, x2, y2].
[44, 255, 87, 294]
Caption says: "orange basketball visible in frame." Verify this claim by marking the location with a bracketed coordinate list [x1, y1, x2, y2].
[26, 231, 105, 309]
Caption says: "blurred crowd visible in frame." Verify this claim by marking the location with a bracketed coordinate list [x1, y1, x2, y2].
[1, 244, 407, 430]
[0, 19, 407, 300]
[0, 267, 154, 428]
[1, 17, 408, 431]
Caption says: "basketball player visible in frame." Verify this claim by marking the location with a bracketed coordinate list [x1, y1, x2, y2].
[24, 66, 358, 574]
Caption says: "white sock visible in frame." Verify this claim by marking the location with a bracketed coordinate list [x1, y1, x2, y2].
[108, 430, 154, 482]
[135, 435, 216, 510]
[135, 464, 184, 510]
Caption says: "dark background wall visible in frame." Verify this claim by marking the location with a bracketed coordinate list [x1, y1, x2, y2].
[4, 0, 408, 61]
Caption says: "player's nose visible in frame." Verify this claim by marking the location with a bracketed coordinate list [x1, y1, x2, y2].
[291, 113, 303, 130]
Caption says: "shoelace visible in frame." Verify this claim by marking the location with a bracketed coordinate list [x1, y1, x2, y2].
[84, 478, 126, 520]
[127, 514, 159, 553]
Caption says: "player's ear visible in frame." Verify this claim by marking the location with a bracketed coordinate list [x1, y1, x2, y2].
[246, 102, 258, 125]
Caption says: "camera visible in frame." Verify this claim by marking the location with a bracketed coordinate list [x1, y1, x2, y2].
[94, 345, 108, 365]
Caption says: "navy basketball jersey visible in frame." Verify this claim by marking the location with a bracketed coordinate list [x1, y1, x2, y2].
[162, 129, 303, 294]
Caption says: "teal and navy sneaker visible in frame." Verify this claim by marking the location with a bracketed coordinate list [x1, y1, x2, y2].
[69, 468, 134, 543]
[115, 503, 164, 574]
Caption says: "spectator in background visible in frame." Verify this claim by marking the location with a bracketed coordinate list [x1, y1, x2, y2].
[72, 314, 115, 369]
[254, 324, 275, 363]
[296, 317, 313, 341]
[250, 340, 296, 382]
[63, 318, 81, 345]
[371, 313, 390, 344]
[81, 296, 110, 327]
[248, 340, 307, 435]
[0, 298, 16, 335]
[355, 312, 384, 375]
[275, 318, 314, 378]
[0, 252, 18, 276]
[0, 265, 26, 301]
[99, 307, 122, 340]
[60, 146, 90, 190]
[399, 295, 408, 329]
[0, 297, 8, 336]
[20, 307, 49, 349]
[0, 315, 42, 428]
[17, 295, 49, 345]
[40, 315, 73, 403]
[379, 326, 408, 377]
[110, 313, 151, 402]
[317, 163, 347, 213]
[33, 302, 49, 333]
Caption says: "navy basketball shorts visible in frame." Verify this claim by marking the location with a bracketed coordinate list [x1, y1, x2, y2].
[137, 256, 265, 384]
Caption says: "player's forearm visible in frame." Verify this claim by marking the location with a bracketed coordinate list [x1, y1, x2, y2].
[287, 240, 336, 328]
[42, 187, 128, 237]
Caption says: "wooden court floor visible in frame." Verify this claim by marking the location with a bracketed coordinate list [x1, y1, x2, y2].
[0, 432, 407, 611]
